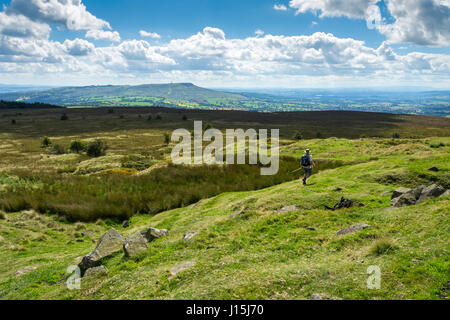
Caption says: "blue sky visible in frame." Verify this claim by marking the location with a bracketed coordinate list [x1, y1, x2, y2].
[0, 0, 449, 88]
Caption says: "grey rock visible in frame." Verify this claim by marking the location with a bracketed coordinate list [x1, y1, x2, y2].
[15, 266, 37, 277]
[142, 227, 169, 242]
[336, 224, 371, 236]
[391, 191, 417, 207]
[279, 205, 298, 213]
[411, 185, 426, 200]
[78, 229, 125, 272]
[310, 294, 323, 300]
[391, 187, 412, 200]
[417, 184, 446, 204]
[441, 190, 450, 197]
[81, 231, 95, 238]
[84, 266, 108, 277]
[170, 261, 195, 277]
[381, 191, 393, 196]
[229, 210, 244, 218]
[184, 232, 198, 242]
[122, 220, 130, 228]
[124, 232, 148, 257]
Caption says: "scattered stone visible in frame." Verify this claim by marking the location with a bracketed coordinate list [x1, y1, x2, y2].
[84, 266, 108, 278]
[170, 261, 195, 277]
[15, 266, 37, 277]
[391, 191, 417, 207]
[336, 224, 371, 236]
[184, 232, 198, 242]
[279, 205, 298, 213]
[417, 184, 446, 204]
[334, 187, 343, 192]
[325, 197, 354, 211]
[428, 167, 440, 172]
[309, 294, 323, 300]
[78, 229, 125, 273]
[122, 220, 130, 228]
[381, 190, 393, 196]
[142, 227, 169, 242]
[391, 187, 412, 200]
[123, 232, 148, 258]
[81, 231, 95, 238]
[229, 210, 244, 218]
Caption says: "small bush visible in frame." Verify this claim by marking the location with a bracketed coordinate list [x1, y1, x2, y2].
[50, 144, 66, 155]
[293, 131, 303, 140]
[155, 113, 162, 120]
[69, 140, 86, 154]
[41, 136, 52, 148]
[60, 113, 69, 121]
[392, 132, 400, 139]
[316, 132, 323, 139]
[370, 239, 397, 256]
[0, 210, 5, 220]
[430, 142, 445, 149]
[11, 119, 16, 125]
[164, 133, 170, 145]
[86, 139, 108, 158]
[182, 115, 188, 121]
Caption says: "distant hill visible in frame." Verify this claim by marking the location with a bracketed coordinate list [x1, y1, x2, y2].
[0, 83, 246, 108]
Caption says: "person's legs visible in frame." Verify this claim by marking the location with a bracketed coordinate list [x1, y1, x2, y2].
[303, 168, 312, 185]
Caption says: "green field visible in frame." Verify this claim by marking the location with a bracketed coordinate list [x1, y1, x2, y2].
[0, 107, 449, 300]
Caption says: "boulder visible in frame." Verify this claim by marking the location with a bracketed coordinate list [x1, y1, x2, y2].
[142, 227, 169, 242]
[124, 232, 148, 257]
[336, 224, 371, 236]
[122, 220, 130, 228]
[84, 266, 108, 278]
[15, 266, 37, 277]
[279, 205, 298, 213]
[410, 185, 426, 200]
[78, 229, 125, 272]
[184, 232, 198, 242]
[417, 184, 446, 204]
[391, 187, 412, 200]
[391, 191, 417, 207]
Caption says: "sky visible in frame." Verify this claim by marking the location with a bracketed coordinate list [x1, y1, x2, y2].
[0, 0, 449, 88]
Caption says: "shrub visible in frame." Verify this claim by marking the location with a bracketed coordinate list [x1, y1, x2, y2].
[430, 142, 445, 149]
[60, 113, 69, 121]
[155, 113, 162, 120]
[69, 140, 86, 154]
[370, 239, 397, 256]
[86, 139, 108, 158]
[182, 115, 188, 121]
[11, 119, 16, 125]
[392, 132, 400, 139]
[41, 136, 52, 148]
[164, 133, 170, 145]
[316, 132, 323, 139]
[50, 144, 66, 155]
[0, 210, 5, 220]
[293, 131, 303, 140]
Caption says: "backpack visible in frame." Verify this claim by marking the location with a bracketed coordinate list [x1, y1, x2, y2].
[301, 154, 311, 167]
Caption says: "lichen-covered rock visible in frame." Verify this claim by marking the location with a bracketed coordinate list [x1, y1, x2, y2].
[84, 266, 108, 277]
[391, 187, 412, 200]
[142, 227, 169, 242]
[336, 224, 371, 236]
[124, 232, 148, 257]
[78, 229, 125, 272]
[417, 184, 446, 204]
[391, 191, 417, 207]
[183, 232, 198, 242]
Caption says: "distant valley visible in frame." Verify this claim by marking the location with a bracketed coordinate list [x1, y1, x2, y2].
[0, 83, 449, 117]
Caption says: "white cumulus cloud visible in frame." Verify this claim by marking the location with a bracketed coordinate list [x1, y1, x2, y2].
[139, 30, 161, 39]
[86, 30, 121, 42]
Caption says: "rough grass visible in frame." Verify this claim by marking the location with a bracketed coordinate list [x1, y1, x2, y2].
[0, 137, 449, 300]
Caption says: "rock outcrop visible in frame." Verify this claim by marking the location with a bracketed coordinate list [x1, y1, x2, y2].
[184, 232, 198, 242]
[78, 229, 125, 273]
[84, 266, 108, 277]
[124, 232, 148, 257]
[390, 184, 447, 207]
[336, 224, 371, 236]
[141, 227, 169, 242]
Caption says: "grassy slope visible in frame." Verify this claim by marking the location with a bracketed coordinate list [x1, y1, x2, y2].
[0, 138, 448, 300]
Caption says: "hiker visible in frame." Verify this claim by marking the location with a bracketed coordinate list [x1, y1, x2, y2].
[301, 149, 315, 185]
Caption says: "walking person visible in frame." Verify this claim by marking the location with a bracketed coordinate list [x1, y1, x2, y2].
[301, 149, 315, 185]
